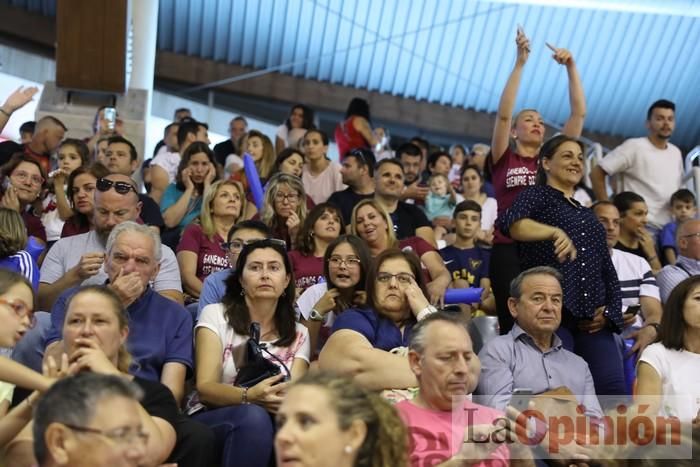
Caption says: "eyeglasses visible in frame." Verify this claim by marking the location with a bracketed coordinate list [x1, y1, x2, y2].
[63, 423, 149, 447]
[681, 232, 700, 239]
[222, 237, 287, 252]
[0, 298, 36, 328]
[274, 192, 299, 203]
[96, 178, 137, 195]
[376, 272, 415, 285]
[221, 238, 265, 252]
[12, 170, 44, 186]
[328, 255, 361, 268]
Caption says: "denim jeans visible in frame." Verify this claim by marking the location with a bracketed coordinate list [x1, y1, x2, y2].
[192, 403, 274, 467]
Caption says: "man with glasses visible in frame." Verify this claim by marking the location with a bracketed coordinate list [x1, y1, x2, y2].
[38, 173, 182, 310]
[197, 220, 272, 318]
[328, 147, 375, 225]
[658, 219, 700, 303]
[103, 136, 164, 232]
[33, 373, 147, 467]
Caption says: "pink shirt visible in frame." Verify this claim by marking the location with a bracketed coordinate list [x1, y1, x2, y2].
[177, 224, 230, 282]
[490, 147, 538, 245]
[397, 399, 509, 467]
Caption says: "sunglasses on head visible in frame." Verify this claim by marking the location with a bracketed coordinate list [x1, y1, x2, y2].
[96, 178, 137, 195]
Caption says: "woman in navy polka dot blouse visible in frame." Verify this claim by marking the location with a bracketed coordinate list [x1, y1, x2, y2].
[499, 134, 626, 397]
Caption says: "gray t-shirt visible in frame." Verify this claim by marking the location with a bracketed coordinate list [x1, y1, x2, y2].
[40, 230, 182, 293]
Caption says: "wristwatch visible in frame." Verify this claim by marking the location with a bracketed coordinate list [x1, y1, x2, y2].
[309, 308, 325, 321]
[645, 322, 661, 335]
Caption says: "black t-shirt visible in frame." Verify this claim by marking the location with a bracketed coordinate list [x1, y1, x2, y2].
[327, 188, 374, 225]
[0, 140, 23, 166]
[213, 139, 236, 167]
[389, 201, 431, 240]
[133, 376, 179, 427]
[139, 194, 165, 231]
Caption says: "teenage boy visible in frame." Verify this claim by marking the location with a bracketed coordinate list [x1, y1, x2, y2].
[660, 189, 697, 265]
[439, 200, 494, 313]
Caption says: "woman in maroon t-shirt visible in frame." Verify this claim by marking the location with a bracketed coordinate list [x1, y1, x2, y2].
[177, 180, 246, 302]
[288, 203, 344, 295]
[0, 155, 48, 246]
[488, 26, 586, 333]
[350, 198, 450, 306]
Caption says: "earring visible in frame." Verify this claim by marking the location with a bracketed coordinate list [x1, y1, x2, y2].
[240, 289, 246, 296]
[344, 445, 353, 454]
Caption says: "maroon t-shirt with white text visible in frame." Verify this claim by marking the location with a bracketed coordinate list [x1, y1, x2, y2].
[176, 224, 230, 282]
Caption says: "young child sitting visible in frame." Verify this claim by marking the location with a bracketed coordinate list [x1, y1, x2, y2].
[439, 200, 494, 315]
[660, 189, 697, 265]
[424, 173, 457, 243]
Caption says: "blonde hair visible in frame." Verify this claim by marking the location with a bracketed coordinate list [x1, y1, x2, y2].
[350, 199, 398, 248]
[246, 130, 276, 180]
[200, 180, 246, 239]
[293, 372, 408, 467]
[0, 207, 27, 257]
[64, 286, 132, 373]
[261, 173, 308, 229]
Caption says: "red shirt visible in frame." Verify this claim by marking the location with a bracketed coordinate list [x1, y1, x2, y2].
[334, 116, 370, 160]
[490, 147, 538, 244]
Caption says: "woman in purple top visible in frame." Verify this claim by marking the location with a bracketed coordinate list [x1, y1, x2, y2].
[319, 249, 436, 391]
[489, 26, 586, 334]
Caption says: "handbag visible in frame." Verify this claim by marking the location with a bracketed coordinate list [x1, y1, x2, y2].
[234, 322, 282, 388]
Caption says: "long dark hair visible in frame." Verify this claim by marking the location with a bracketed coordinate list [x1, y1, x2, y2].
[323, 235, 372, 310]
[296, 203, 344, 256]
[535, 134, 585, 186]
[175, 142, 219, 191]
[345, 97, 371, 123]
[285, 104, 315, 131]
[66, 163, 110, 230]
[222, 239, 297, 347]
[659, 275, 700, 351]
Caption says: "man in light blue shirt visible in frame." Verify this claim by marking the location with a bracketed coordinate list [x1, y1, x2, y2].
[475, 266, 603, 418]
[196, 220, 271, 319]
[657, 219, 700, 303]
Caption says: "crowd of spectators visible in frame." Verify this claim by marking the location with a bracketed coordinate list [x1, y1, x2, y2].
[0, 25, 697, 467]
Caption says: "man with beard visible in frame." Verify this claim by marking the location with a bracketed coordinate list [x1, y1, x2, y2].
[591, 99, 683, 231]
[327, 147, 375, 225]
[38, 173, 182, 310]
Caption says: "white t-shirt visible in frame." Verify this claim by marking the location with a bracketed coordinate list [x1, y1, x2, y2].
[638, 342, 700, 421]
[295, 282, 337, 328]
[598, 137, 683, 228]
[196, 303, 310, 385]
[150, 151, 181, 184]
[301, 162, 346, 205]
[41, 193, 65, 242]
[611, 248, 660, 328]
[454, 195, 498, 232]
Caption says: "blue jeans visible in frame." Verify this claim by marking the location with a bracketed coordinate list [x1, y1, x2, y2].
[557, 323, 627, 402]
[192, 404, 274, 467]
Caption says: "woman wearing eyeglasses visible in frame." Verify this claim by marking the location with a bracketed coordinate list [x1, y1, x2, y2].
[0, 154, 48, 248]
[3, 285, 186, 466]
[319, 249, 433, 392]
[351, 198, 450, 306]
[59, 163, 110, 238]
[289, 203, 344, 295]
[0, 270, 64, 450]
[161, 142, 219, 248]
[296, 235, 372, 358]
[176, 180, 247, 303]
[189, 239, 309, 467]
[260, 172, 309, 250]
